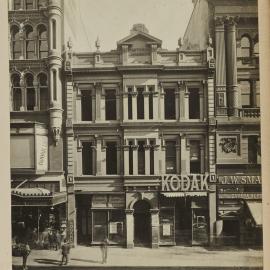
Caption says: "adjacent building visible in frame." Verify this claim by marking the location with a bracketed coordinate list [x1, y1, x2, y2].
[9, 0, 67, 241]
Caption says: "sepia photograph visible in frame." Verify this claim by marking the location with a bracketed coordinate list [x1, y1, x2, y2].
[0, 0, 269, 269]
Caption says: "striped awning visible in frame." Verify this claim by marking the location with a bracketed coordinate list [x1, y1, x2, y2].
[12, 188, 52, 197]
[246, 201, 262, 226]
[161, 192, 207, 198]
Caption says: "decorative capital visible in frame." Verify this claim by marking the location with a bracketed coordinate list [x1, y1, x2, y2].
[225, 16, 240, 26]
[214, 16, 225, 26]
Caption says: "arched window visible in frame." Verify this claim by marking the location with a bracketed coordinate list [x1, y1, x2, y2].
[11, 25, 21, 59]
[254, 42, 259, 57]
[38, 73, 48, 110]
[38, 25, 48, 58]
[25, 25, 35, 59]
[38, 0, 48, 9]
[25, 0, 34, 10]
[25, 73, 35, 111]
[241, 36, 251, 58]
[11, 74, 22, 111]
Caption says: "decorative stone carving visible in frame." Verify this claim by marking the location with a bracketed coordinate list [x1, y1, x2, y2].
[219, 137, 237, 153]
[49, 101, 63, 145]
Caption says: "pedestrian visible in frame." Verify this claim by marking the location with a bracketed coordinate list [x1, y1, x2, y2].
[60, 239, 70, 266]
[100, 237, 109, 264]
[21, 242, 31, 270]
[54, 230, 61, 251]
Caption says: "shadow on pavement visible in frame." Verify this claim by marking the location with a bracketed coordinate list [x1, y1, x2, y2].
[35, 258, 61, 265]
[71, 258, 100, 264]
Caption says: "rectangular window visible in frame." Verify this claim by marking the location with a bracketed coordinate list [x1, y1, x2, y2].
[13, 41, 21, 59]
[189, 89, 200, 119]
[53, 70, 57, 101]
[137, 88, 144, 119]
[128, 88, 133, 119]
[138, 141, 145, 175]
[81, 91, 92, 121]
[106, 142, 117, 175]
[26, 40, 35, 59]
[129, 141, 133, 175]
[27, 88, 35, 111]
[240, 81, 251, 108]
[82, 142, 93, 175]
[105, 89, 116, 120]
[256, 80, 260, 107]
[164, 89, 176, 119]
[150, 140, 155, 175]
[25, 0, 34, 10]
[190, 140, 201, 173]
[248, 136, 258, 164]
[14, 0, 21, 10]
[149, 87, 153, 119]
[165, 141, 176, 174]
[52, 20, 56, 49]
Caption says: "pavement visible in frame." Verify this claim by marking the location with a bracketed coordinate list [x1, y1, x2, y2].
[12, 245, 263, 269]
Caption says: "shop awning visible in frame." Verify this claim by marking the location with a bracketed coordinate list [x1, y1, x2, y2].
[161, 192, 207, 198]
[246, 201, 262, 226]
[11, 188, 67, 207]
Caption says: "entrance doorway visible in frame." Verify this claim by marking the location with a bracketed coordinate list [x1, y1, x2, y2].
[133, 200, 151, 246]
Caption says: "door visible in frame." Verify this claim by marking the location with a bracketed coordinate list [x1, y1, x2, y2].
[133, 200, 151, 246]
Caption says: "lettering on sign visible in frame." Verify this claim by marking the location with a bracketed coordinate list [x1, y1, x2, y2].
[218, 175, 261, 185]
[218, 193, 262, 200]
[129, 47, 150, 56]
[161, 174, 215, 192]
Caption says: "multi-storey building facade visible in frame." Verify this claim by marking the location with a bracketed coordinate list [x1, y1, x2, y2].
[63, 23, 217, 248]
[9, 0, 67, 241]
[184, 0, 262, 246]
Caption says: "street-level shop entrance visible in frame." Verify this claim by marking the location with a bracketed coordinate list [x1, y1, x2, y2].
[133, 200, 151, 246]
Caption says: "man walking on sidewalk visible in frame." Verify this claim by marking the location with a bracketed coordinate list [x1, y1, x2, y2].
[100, 237, 109, 264]
[60, 239, 70, 266]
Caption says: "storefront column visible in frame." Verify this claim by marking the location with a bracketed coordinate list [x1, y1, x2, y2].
[67, 185, 77, 246]
[132, 144, 138, 175]
[125, 209, 134, 248]
[132, 87, 137, 120]
[225, 17, 239, 117]
[144, 144, 150, 175]
[150, 209, 159, 248]
[159, 83, 164, 120]
[209, 189, 217, 245]
[143, 91, 149, 120]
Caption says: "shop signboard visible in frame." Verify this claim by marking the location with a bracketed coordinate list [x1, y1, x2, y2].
[218, 175, 261, 185]
[109, 222, 118, 234]
[108, 195, 125, 208]
[218, 193, 262, 199]
[161, 174, 215, 192]
[36, 135, 48, 171]
[162, 224, 171, 236]
[92, 195, 107, 208]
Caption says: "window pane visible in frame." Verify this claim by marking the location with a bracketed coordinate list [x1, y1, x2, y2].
[138, 141, 145, 175]
[27, 88, 35, 110]
[240, 81, 251, 107]
[241, 37, 250, 47]
[254, 42, 259, 56]
[82, 142, 93, 175]
[190, 140, 201, 174]
[40, 87, 48, 110]
[189, 89, 200, 119]
[81, 91, 92, 121]
[106, 142, 117, 174]
[256, 80, 260, 107]
[105, 90, 116, 120]
[14, 0, 21, 10]
[166, 141, 176, 174]
[164, 89, 175, 119]
[13, 88, 22, 111]
[93, 211, 107, 242]
[128, 88, 133, 119]
[248, 136, 258, 164]
[26, 0, 34, 9]
[137, 88, 144, 119]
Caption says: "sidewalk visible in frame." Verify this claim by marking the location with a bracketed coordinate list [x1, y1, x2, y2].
[12, 245, 263, 268]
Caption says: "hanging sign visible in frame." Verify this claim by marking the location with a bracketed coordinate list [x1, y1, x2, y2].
[161, 174, 215, 192]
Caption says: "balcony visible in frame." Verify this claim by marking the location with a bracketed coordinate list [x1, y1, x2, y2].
[239, 108, 260, 118]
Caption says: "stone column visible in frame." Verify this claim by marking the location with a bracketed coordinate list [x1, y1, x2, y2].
[123, 145, 129, 175]
[33, 81, 39, 111]
[143, 90, 149, 120]
[175, 88, 180, 121]
[178, 81, 185, 121]
[151, 44, 158, 64]
[92, 91, 96, 122]
[132, 144, 138, 175]
[95, 83, 101, 121]
[180, 134, 189, 174]
[132, 87, 137, 120]
[159, 137, 166, 175]
[100, 86, 105, 121]
[200, 143, 205, 173]
[153, 90, 159, 120]
[75, 89, 81, 121]
[225, 17, 239, 116]
[144, 143, 150, 175]
[150, 209, 159, 248]
[154, 142, 160, 175]
[95, 137, 102, 175]
[159, 83, 164, 120]
[215, 17, 227, 114]
[123, 91, 128, 121]
[77, 140, 82, 175]
[117, 144, 121, 175]
[184, 87, 189, 120]
[125, 209, 134, 248]
[199, 90, 204, 121]
[101, 140, 106, 175]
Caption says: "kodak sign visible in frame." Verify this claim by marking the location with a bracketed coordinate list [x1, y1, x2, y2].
[161, 174, 215, 192]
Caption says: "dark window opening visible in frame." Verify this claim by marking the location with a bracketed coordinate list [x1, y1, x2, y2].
[190, 140, 201, 173]
[11, 26, 20, 59]
[25, 25, 35, 59]
[129, 141, 133, 175]
[150, 140, 154, 175]
[105, 89, 116, 120]
[149, 87, 153, 119]
[53, 70, 57, 101]
[38, 73, 48, 111]
[138, 141, 145, 175]
[81, 91, 92, 121]
[38, 25, 48, 58]
[12, 74, 21, 111]
[164, 89, 176, 119]
[82, 142, 93, 175]
[106, 142, 117, 175]
[166, 140, 176, 174]
[137, 88, 144, 119]
[189, 89, 200, 119]
[128, 88, 132, 119]
[248, 136, 258, 164]
[52, 20, 56, 49]
[14, 0, 21, 10]
[27, 88, 35, 111]
[25, 0, 34, 10]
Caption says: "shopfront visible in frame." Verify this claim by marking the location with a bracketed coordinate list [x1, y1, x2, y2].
[76, 193, 125, 246]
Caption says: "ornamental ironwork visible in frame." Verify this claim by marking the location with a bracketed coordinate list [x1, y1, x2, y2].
[219, 137, 237, 153]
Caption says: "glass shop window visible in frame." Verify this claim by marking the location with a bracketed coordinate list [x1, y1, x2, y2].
[106, 142, 117, 175]
[165, 141, 176, 174]
[189, 88, 200, 119]
[190, 140, 201, 173]
[82, 142, 93, 175]
[105, 89, 116, 120]
[137, 88, 144, 119]
[164, 89, 176, 119]
[138, 141, 145, 175]
[92, 211, 107, 243]
[81, 91, 92, 121]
